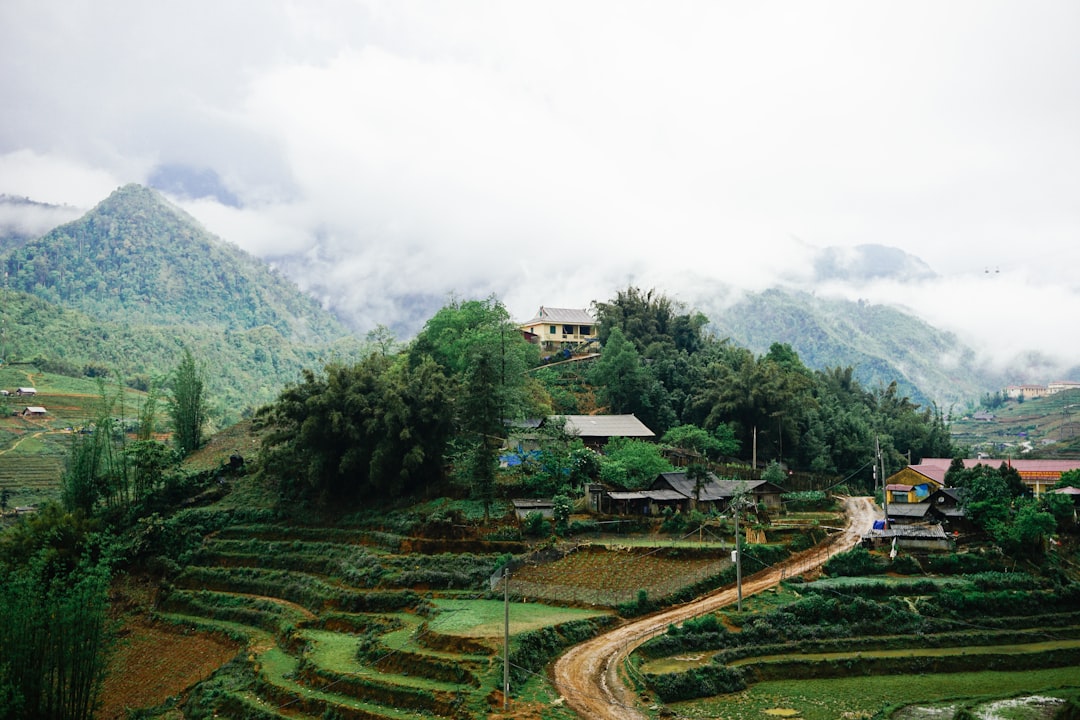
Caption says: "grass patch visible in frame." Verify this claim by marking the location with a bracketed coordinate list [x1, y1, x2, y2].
[428, 598, 609, 637]
[667, 667, 1080, 720]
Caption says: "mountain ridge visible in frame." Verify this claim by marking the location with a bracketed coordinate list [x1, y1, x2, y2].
[705, 287, 1001, 408]
[1, 184, 347, 345]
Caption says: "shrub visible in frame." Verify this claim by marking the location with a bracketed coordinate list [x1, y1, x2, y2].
[522, 511, 547, 537]
[889, 553, 922, 575]
[646, 665, 746, 702]
[824, 547, 885, 577]
[781, 490, 834, 512]
[567, 519, 600, 536]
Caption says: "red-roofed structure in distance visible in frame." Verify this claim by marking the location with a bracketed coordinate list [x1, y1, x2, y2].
[894, 458, 1080, 496]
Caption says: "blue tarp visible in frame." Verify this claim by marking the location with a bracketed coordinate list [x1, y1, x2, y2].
[873, 520, 887, 530]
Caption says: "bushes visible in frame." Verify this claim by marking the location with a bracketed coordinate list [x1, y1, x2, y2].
[781, 490, 834, 512]
[823, 547, 886, 577]
[646, 665, 746, 702]
[508, 617, 614, 684]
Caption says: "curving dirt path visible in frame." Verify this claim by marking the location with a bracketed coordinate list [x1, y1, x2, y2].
[551, 496, 880, 720]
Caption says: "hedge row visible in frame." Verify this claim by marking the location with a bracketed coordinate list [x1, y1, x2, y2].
[172, 566, 422, 614]
[508, 616, 616, 684]
[649, 645, 1080, 702]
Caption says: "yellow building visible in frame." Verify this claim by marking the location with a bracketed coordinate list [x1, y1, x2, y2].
[520, 306, 598, 354]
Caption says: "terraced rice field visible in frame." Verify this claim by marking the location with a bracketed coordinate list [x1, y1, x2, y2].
[509, 545, 732, 606]
[115, 515, 614, 718]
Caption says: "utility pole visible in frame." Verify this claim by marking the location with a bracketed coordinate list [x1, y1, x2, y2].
[877, 437, 888, 529]
[752, 426, 757, 471]
[733, 499, 743, 612]
[503, 567, 510, 710]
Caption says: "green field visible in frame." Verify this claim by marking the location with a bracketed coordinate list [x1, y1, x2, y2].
[667, 668, 1080, 720]
[0, 365, 160, 508]
[428, 598, 609, 637]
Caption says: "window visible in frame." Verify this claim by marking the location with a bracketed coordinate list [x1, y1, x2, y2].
[549, 325, 557, 334]
[580, 325, 591, 335]
[562, 325, 575, 335]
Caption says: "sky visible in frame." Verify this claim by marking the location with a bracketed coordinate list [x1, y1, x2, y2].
[1, 1, 1078, 374]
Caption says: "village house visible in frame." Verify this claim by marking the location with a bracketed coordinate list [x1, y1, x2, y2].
[600, 471, 784, 516]
[547, 414, 655, 450]
[21, 406, 47, 418]
[863, 524, 952, 552]
[519, 306, 598, 354]
[907, 458, 1080, 496]
[501, 414, 656, 459]
[15, 387, 36, 396]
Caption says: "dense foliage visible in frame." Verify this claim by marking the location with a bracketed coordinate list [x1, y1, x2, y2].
[0, 183, 369, 420]
[591, 287, 953, 483]
[252, 287, 955, 505]
[0, 288, 366, 421]
[1, 185, 345, 343]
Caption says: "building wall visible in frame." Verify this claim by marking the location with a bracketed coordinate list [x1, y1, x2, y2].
[522, 321, 597, 350]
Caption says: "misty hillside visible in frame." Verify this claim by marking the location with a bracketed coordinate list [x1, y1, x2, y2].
[0, 184, 348, 345]
[0, 288, 366, 419]
[0, 185, 369, 418]
[811, 244, 937, 283]
[707, 288, 1001, 408]
[0, 194, 83, 253]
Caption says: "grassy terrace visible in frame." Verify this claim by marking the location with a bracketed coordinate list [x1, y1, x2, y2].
[669, 667, 1080, 720]
[156, 503, 618, 718]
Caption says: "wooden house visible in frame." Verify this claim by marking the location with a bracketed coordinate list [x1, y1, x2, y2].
[21, 406, 47, 417]
[512, 499, 555, 519]
[863, 524, 951, 552]
[594, 471, 785, 516]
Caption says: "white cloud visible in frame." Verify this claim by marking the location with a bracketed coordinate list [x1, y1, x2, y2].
[1, 1, 1079, 377]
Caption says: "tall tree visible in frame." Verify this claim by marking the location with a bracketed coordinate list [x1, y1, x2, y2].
[588, 327, 675, 433]
[455, 346, 503, 518]
[168, 348, 207, 456]
[257, 354, 453, 504]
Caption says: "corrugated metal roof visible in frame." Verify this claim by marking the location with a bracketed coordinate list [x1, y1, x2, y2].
[511, 499, 554, 508]
[866, 524, 947, 539]
[887, 503, 931, 518]
[652, 472, 770, 502]
[909, 458, 1080, 484]
[554, 414, 655, 438]
[522, 307, 596, 325]
[608, 491, 648, 501]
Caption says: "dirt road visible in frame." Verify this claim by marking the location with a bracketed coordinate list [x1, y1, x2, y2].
[551, 496, 880, 720]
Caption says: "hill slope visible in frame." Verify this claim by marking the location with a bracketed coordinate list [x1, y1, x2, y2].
[1, 184, 346, 344]
[0, 288, 364, 417]
[707, 288, 1000, 407]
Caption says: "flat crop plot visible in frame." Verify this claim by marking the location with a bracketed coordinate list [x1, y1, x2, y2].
[509, 547, 728, 606]
[97, 619, 241, 720]
[429, 599, 608, 637]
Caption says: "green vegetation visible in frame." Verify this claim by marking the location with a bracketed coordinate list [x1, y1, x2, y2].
[669, 667, 1080, 720]
[3, 186, 1076, 719]
[638, 552, 1080, 712]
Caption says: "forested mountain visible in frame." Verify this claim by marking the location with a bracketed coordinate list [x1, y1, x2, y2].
[706, 288, 1000, 407]
[0, 288, 364, 419]
[1, 184, 347, 344]
[0, 185, 367, 419]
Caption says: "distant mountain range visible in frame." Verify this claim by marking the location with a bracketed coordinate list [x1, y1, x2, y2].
[0, 184, 1007, 412]
[705, 288, 1000, 408]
